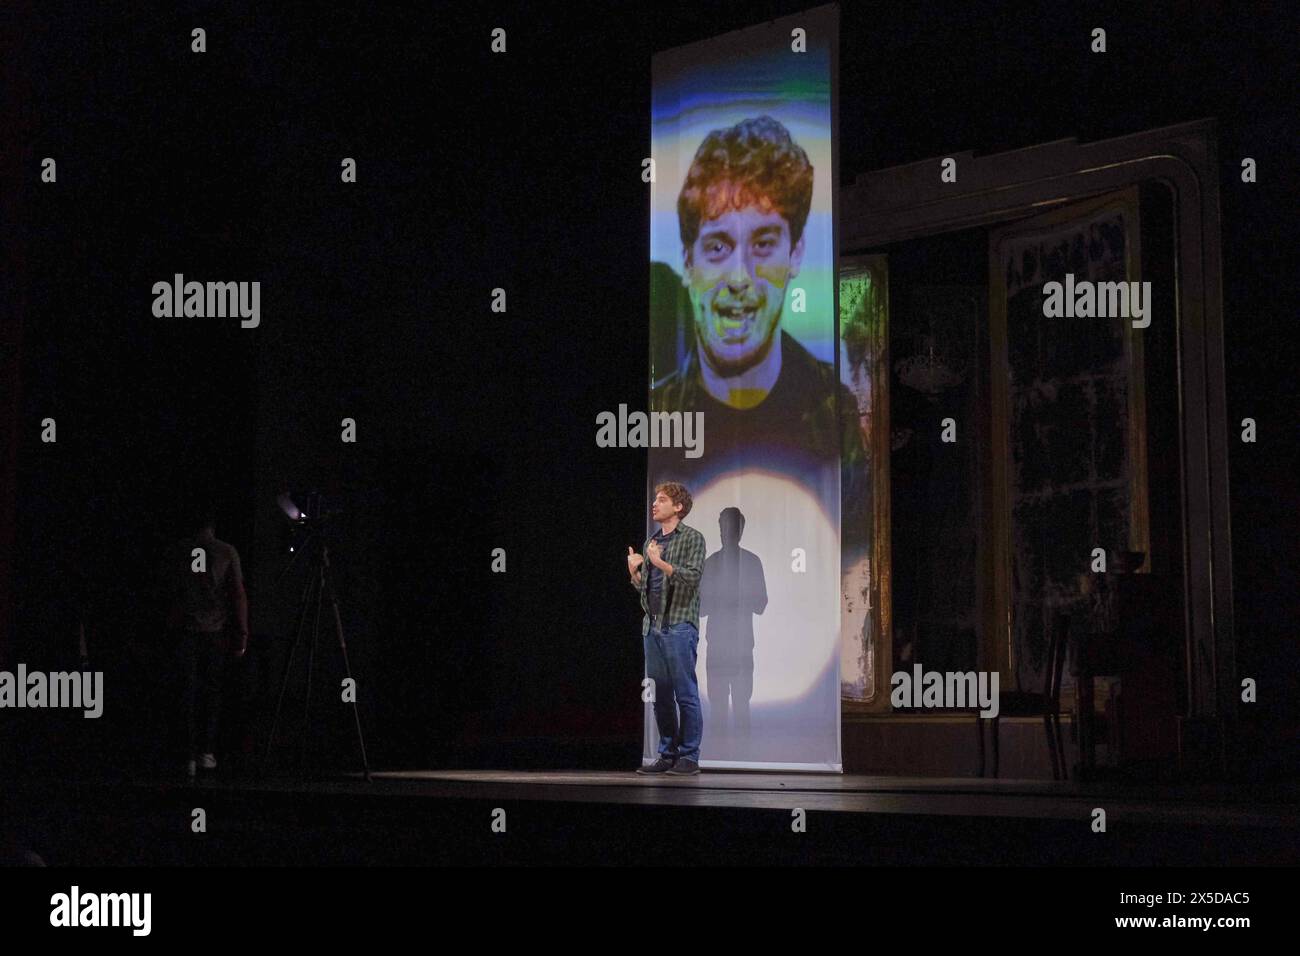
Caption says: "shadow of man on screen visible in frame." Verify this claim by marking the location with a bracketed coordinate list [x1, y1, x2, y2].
[700, 508, 767, 745]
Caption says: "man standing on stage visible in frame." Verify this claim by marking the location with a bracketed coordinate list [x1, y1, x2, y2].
[627, 482, 707, 775]
[162, 502, 249, 778]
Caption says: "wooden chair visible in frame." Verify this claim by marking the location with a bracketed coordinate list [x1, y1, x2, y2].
[977, 610, 1071, 779]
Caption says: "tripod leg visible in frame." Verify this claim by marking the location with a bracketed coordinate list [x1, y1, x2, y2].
[327, 581, 371, 781]
[264, 562, 318, 771]
[300, 565, 324, 774]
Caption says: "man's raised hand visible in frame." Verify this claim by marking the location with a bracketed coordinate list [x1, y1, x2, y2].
[627, 546, 645, 575]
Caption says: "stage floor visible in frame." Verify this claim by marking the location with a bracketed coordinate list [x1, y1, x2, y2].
[7, 768, 1299, 865]
[361, 769, 1300, 827]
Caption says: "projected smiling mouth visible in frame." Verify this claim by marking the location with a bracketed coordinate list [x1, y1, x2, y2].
[712, 299, 762, 342]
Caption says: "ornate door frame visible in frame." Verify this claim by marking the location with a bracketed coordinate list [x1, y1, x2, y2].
[840, 120, 1233, 771]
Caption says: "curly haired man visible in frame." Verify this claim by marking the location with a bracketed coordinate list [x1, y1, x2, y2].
[652, 114, 864, 473]
[627, 481, 706, 775]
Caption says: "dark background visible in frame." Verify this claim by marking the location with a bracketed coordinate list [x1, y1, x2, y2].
[5, 0, 1297, 775]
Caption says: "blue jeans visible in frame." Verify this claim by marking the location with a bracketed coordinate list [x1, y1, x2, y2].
[643, 620, 702, 762]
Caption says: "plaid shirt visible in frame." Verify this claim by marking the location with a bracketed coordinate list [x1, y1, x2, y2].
[630, 522, 706, 636]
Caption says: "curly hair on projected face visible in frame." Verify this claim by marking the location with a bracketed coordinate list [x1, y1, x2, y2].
[676, 115, 814, 249]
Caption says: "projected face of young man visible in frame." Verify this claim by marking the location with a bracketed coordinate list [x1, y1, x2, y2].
[683, 202, 805, 379]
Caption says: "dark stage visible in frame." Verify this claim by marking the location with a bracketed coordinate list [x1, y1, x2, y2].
[7, 768, 1298, 866]
[3, 1, 1298, 930]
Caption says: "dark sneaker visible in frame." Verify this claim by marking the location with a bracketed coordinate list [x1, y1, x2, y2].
[636, 757, 675, 774]
[666, 758, 700, 776]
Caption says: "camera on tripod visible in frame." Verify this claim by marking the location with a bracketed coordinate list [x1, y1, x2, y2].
[266, 490, 371, 781]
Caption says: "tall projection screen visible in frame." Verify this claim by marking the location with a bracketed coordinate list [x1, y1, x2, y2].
[644, 5, 846, 770]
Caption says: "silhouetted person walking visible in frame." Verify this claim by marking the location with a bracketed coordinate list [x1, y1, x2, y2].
[162, 503, 248, 777]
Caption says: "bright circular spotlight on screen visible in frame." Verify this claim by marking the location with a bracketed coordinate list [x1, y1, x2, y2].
[689, 470, 838, 707]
